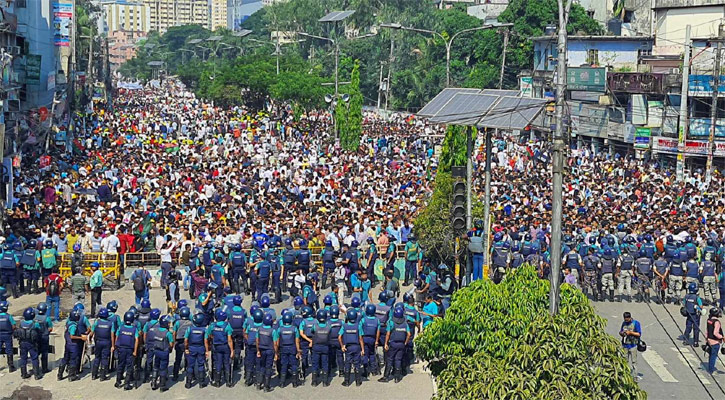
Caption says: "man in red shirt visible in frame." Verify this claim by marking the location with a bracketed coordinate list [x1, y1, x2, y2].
[117, 226, 136, 274]
[44, 270, 64, 322]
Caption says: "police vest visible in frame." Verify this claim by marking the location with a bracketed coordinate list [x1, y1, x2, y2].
[94, 319, 113, 342]
[116, 324, 137, 349]
[654, 260, 669, 274]
[137, 311, 151, 330]
[584, 256, 599, 271]
[76, 317, 88, 336]
[34, 314, 50, 339]
[349, 250, 360, 270]
[375, 304, 391, 328]
[511, 254, 524, 269]
[211, 322, 229, 345]
[600, 257, 614, 274]
[231, 252, 245, 269]
[187, 326, 206, 347]
[245, 322, 260, 346]
[620, 254, 634, 271]
[404, 307, 419, 331]
[636, 258, 652, 276]
[665, 244, 678, 259]
[283, 249, 296, 266]
[492, 248, 509, 267]
[16, 320, 38, 343]
[704, 247, 717, 262]
[313, 323, 331, 345]
[390, 320, 408, 343]
[686, 244, 697, 259]
[565, 253, 580, 270]
[175, 319, 192, 341]
[362, 317, 378, 338]
[229, 308, 246, 332]
[145, 323, 159, 348]
[702, 261, 716, 277]
[152, 327, 170, 351]
[685, 261, 700, 278]
[322, 249, 335, 263]
[0, 252, 15, 270]
[684, 294, 699, 315]
[188, 258, 199, 271]
[279, 325, 297, 348]
[642, 243, 655, 258]
[670, 263, 684, 276]
[292, 310, 303, 328]
[297, 250, 310, 267]
[20, 250, 37, 267]
[342, 322, 359, 345]
[328, 319, 342, 346]
[257, 261, 271, 278]
[257, 325, 274, 350]
[202, 250, 213, 266]
[521, 241, 532, 257]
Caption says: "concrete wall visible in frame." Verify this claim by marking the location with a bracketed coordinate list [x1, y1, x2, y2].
[654, 4, 725, 55]
[568, 40, 647, 69]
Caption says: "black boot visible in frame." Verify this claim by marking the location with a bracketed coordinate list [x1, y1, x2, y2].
[35, 367, 43, 380]
[210, 370, 219, 387]
[280, 373, 287, 388]
[8, 355, 16, 373]
[172, 365, 179, 381]
[124, 370, 134, 390]
[293, 374, 300, 387]
[57, 364, 66, 380]
[21, 366, 30, 379]
[92, 363, 99, 380]
[264, 375, 272, 392]
[159, 376, 168, 392]
[255, 371, 263, 390]
[41, 354, 49, 374]
[312, 372, 319, 387]
[355, 368, 362, 386]
[69, 366, 79, 382]
[134, 366, 141, 388]
[151, 371, 159, 390]
[143, 365, 151, 383]
[185, 374, 193, 389]
[342, 371, 351, 386]
[394, 368, 402, 383]
[198, 371, 208, 388]
[100, 367, 109, 381]
[322, 371, 330, 386]
[244, 370, 253, 386]
[226, 369, 233, 388]
[115, 371, 124, 388]
[378, 365, 391, 383]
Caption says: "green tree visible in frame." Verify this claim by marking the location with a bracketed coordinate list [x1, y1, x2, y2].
[342, 60, 363, 151]
[416, 266, 646, 400]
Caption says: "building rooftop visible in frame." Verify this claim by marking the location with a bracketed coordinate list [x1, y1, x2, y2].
[531, 35, 654, 41]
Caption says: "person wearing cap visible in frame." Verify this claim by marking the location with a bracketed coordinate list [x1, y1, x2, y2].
[619, 312, 641, 380]
[89, 262, 104, 317]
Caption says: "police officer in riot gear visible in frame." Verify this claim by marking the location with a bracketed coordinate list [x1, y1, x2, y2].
[683, 282, 704, 347]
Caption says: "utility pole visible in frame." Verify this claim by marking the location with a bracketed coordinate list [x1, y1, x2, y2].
[551, 0, 572, 315]
[482, 127, 492, 270]
[498, 28, 510, 89]
[706, 24, 724, 184]
[677, 25, 691, 182]
[384, 36, 394, 112]
[87, 35, 93, 84]
[377, 63, 384, 110]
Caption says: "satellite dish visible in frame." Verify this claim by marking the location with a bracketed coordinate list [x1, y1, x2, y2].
[341, 93, 350, 103]
[324, 94, 333, 103]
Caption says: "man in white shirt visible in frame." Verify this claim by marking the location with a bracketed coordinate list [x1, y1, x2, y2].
[101, 230, 120, 254]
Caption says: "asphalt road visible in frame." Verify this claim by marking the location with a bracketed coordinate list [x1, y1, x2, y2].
[0, 284, 435, 400]
[594, 299, 725, 400]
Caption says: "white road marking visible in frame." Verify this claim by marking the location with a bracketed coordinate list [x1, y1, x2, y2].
[671, 347, 711, 385]
[641, 349, 678, 382]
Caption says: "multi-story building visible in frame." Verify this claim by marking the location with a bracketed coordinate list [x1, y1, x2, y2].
[209, 0, 226, 30]
[100, 0, 152, 34]
[144, 0, 209, 33]
[108, 30, 145, 71]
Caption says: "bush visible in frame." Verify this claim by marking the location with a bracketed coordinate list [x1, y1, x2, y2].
[416, 266, 646, 400]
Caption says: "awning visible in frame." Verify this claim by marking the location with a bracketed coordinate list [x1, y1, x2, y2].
[421, 87, 546, 130]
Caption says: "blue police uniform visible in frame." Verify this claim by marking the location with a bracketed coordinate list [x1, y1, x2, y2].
[243, 319, 261, 381]
[360, 316, 380, 374]
[255, 259, 271, 301]
[339, 320, 363, 378]
[207, 321, 233, 385]
[172, 318, 192, 378]
[228, 306, 246, 369]
[228, 251, 247, 295]
[271, 253, 282, 303]
[91, 317, 114, 378]
[256, 323, 277, 387]
[150, 325, 173, 383]
[310, 320, 331, 383]
[183, 323, 208, 385]
[34, 313, 52, 373]
[299, 317, 315, 375]
[16, 319, 41, 377]
[385, 318, 410, 377]
[328, 316, 343, 375]
[0, 311, 16, 370]
[277, 322, 299, 384]
[115, 323, 139, 388]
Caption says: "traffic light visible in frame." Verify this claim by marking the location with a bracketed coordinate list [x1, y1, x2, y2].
[451, 178, 466, 233]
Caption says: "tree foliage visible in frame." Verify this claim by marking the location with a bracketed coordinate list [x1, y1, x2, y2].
[416, 266, 647, 400]
[340, 60, 363, 151]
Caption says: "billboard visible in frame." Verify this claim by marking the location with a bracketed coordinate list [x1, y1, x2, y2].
[25, 54, 41, 85]
[566, 67, 606, 92]
[53, 2, 73, 47]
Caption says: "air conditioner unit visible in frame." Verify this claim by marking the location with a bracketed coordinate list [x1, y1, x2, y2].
[9, 46, 21, 56]
[671, 68, 680, 75]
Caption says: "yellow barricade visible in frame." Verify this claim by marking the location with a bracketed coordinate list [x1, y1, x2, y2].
[59, 252, 120, 280]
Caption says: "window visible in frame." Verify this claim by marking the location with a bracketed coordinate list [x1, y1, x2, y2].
[16, 0, 27, 8]
[638, 48, 652, 60]
[586, 9, 595, 19]
[623, 10, 634, 23]
[587, 49, 599, 65]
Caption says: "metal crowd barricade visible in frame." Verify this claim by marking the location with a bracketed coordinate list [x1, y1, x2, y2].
[59, 252, 121, 281]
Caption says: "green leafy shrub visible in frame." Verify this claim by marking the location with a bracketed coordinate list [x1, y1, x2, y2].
[416, 265, 647, 400]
